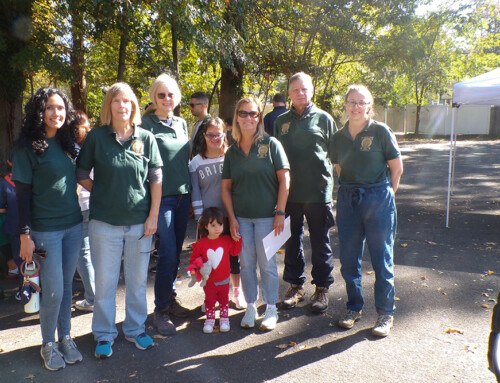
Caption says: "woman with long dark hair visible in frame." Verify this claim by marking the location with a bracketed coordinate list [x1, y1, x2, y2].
[12, 87, 83, 371]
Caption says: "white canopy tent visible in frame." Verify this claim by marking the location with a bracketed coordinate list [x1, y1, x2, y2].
[446, 68, 500, 227]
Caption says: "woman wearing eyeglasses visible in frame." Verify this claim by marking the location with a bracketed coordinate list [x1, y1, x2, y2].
[142, 74, 192, 336]
[330, 85, 403, 337]
[221, 97, 290, 331]
[189, 117, 246, 310]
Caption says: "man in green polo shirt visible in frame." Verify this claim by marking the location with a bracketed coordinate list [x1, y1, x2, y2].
[274, 72, 337, 313]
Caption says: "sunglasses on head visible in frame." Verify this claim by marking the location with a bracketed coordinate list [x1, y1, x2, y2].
[157, 93, 174, 100]
[237, 110, 260, 118]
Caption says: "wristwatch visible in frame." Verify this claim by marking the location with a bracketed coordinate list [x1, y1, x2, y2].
[275, 210, 285, 216]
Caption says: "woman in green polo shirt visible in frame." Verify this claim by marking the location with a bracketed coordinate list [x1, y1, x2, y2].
[330, 85, 403, 338]
[141, 74, 191, 336]
[221, 97, 290, 331]
[12, 87, 83, 371]
[77, 82, 163, 359]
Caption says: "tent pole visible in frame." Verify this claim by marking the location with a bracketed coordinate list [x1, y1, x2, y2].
[446, 106, 457, 228]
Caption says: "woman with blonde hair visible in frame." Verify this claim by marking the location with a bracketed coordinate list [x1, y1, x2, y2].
[77, 82, 163, 358]
[142, 74, 192, 336]
[222, 97, 290, 331]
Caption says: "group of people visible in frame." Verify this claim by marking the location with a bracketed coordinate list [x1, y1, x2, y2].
[8, 70, 402, 371]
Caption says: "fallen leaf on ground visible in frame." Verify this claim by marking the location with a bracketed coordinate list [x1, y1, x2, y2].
[427, 241, 437, 245]
[446, 328, 464, 335]
[277, 249, 285, 254]
[25, 375, 35, 380]
[482, 270, 495, 277]
[395, 297, 400, 301]
[481, 304, 490, 309]
[421, 275, 427, 280]
[400, 243, 408, 248]
[276, 341, 297, 349]
[465, 345, 478, 353]
[153, 334, 167, 339]
[366, 271, 374, 275]
[482, 293, 490, 297]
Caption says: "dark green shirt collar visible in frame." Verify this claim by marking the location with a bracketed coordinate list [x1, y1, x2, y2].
[291, 103, 314, 119]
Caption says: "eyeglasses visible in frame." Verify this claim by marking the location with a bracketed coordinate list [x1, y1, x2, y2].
[204, 133, 225, 140]
[189, 103, 203, 108]
[346, 101, 370, 108]
[139, 233, 160, 254]
[157, 93, 174, 100]
[34, 248, 47, 259]
[237, 110, 260, 118]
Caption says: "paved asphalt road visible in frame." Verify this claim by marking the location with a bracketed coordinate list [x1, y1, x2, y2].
[0, 138, 499, 383]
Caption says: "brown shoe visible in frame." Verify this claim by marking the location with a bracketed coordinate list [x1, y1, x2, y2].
[310, 286, 329, 313]
[281, 284, 305, 309]
[168, 295, 190, 318]
[153, 311, 176, 335]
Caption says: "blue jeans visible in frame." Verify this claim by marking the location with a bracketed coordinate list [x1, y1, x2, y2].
[154, 194, 191, 312]
[89, 220, 152, 342]
[283, 202, 335, 288]
[237, 217, 279, 305]
[32, 223, 82, 343]
[336, 181, 397, 315]
[76, 210, 95, 304]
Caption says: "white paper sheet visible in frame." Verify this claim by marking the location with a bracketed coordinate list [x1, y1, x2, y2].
[262, 216, 291, 261]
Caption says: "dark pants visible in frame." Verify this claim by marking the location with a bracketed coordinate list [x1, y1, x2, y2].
[283, 202, 335, 288]
[154, 194, 191, 313]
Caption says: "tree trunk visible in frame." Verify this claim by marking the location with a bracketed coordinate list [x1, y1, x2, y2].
[219, 56, 245, 122]
[116, 2, 129, 82]
[171, 18, 180, 117]
[69, 0, 87, 113]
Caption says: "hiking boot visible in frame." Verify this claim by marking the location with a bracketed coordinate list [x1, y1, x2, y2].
[74, 299, 94, 312]
[310, 286, 329, 313]
[168, 295, 190, 318]
[58, 335, 83, 364]
[338, 310, 362, 329]
[125, 333, 154, 350]
[153, 311, 176, 335]
[259, 306, 278, 331]
[281, 284, 305, 309]
[372, 315, 394, 337]
[94, 340, 113, 359]
[41, 342, 66, 371]
[241, 305, 259, 329]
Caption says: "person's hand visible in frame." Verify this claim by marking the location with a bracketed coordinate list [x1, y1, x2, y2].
[143, 215, 158, 237]
[229, 218, 241, 241]
[19, 234, 35, 264]
[273, 214, 285, 236]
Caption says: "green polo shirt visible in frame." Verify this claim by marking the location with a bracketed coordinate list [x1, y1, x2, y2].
[12, 137, 82, 231]
[222, 135, 289, 219]
[142, 114, 191, 196]
[274, 104, 336, 203]
[330, 119, 400, 185]
[76, 125, 163, 226]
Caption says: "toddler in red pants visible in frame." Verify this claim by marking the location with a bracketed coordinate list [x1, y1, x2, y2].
[189, 207, 241, 333]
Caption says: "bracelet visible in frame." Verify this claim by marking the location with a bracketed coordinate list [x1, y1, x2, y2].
[275, 210, 285, 216]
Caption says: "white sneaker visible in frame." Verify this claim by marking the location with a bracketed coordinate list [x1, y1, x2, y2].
[259, 306, 278, 331]
[203, 319, 215, 334]
[241, 305, 258, 329]
[74, 299, 94, 312]
[219, 318, 230, 332]
[232, 289, 247, 310]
